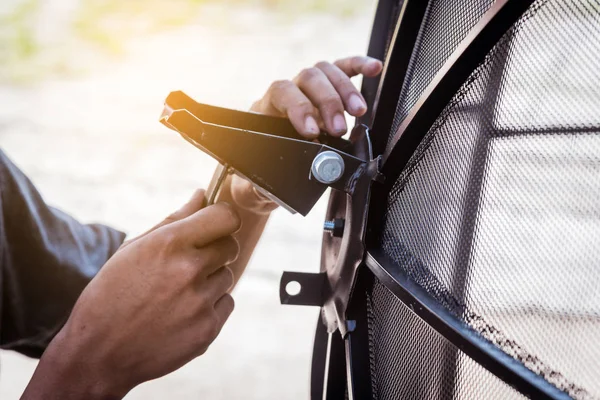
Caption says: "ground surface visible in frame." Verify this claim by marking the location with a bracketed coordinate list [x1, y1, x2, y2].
[0, 2, 374, 398]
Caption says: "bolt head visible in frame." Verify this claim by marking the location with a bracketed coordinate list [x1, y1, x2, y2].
[311, 151, 345, 184]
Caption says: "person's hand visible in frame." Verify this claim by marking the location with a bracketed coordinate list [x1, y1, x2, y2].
[23, 190, 241, 399]
[251, 55, 383, 137]
[232, 55, 383, 213]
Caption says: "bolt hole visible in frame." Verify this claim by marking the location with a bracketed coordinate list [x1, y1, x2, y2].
[285, 281, 301, 296]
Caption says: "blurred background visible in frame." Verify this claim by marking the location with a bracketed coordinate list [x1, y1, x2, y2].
[0, 0, 376, 398]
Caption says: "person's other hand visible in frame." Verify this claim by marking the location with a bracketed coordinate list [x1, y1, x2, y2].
[231, 55, 383, 213]
[23, 190, 241, 399]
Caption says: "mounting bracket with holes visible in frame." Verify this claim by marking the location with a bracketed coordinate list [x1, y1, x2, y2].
[280, 272, 327, 307]
[160, 92, 382, 338]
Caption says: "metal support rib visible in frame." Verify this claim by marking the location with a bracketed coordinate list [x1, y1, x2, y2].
[368, 0, 429, 157]
[359, 0, 404, 128]
[364, 250, 570, 400]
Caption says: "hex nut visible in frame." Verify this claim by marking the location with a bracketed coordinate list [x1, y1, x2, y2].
[311, 151, 345, 184]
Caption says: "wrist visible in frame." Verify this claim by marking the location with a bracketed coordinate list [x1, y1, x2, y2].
[23, 327, 127, 400]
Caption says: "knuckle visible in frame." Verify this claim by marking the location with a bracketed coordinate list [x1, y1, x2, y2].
[314, 61, 331, 70]
[207, 325, 219, 341]
[221, 266, 235, 288]
[178, 258, 199, 281]
[225, 204, 242, 230]
[158, 230, 179, 250]
[223, 294, 235, 313]
[336, 78, 356, 93]
[194, 328, 214, 349]
[196, 290, 213, 310]
[297, 67, 319, 83]
[213, 203, 242, 231]
[269, 79, 293, 93]
[200, 245, 219, 264]
[351, 55, 364, 65]
[163, 212, 180, 224]
[201, 314, 220, 339]
[333, 57, 347, 67]
[195, 345, 209, 357]
[290, 99, 313, 112]
[319, 94, 343, 110]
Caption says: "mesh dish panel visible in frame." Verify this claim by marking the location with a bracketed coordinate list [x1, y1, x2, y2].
[380, 0, 600, 398]
[388, 0, 495, 145]
[367, 279, 526, 400]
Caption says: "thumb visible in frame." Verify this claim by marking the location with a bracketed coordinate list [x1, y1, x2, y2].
[153, 189, 206, 229]
[121, 189, 206, 248]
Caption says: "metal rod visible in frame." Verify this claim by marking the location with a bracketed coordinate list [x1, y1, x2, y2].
[205, 163, 229, 206]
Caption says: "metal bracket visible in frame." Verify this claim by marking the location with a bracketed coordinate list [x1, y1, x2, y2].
[160, 91, 366, 216]
[319, 125, 382, 337]
[279, 272, 327, 307]
[159, 91, 382, 337]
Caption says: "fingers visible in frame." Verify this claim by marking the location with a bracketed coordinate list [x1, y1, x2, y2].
[200, 267, 235, 302]
[153, 189, 206, 231]
[333, 56, 383, 78]
[315, 61, 367, 117]
[214, 293, 235, 322]
[191, 277, 235, 355]
[294, 67, 347, 136]
[121, 189, 206, 248]
[169, 202, 241, 248]
[195, 236, 240, 278]
[212, 293, 235, 338]
[264, 80, 321, 138]
[254, 56, 383, 138]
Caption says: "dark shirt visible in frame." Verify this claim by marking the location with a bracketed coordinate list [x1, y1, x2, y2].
[0, 149, 125, 358]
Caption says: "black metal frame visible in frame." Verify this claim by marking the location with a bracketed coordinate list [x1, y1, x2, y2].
[310, 0, 576, 399]
[342, 264, 376, 400]
[364, 250, 570, 399]
[368, 0, 429, 158]
[358, 0, 404, 129]
[378, 0, 534, 185]
[309, 0, 407, 396]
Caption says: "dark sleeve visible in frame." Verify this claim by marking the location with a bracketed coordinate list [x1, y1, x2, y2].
[0, 149, 126, 358]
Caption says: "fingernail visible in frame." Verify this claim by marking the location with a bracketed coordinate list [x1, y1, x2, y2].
[333, 114, 347, 134]
[348, 94, 366, 114]
[304, 115, 320, 136]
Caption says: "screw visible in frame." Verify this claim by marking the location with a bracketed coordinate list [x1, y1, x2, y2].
[324, 218, 345, 237]
[311, 151, 345, 184]
[324, 221, 335, 231]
